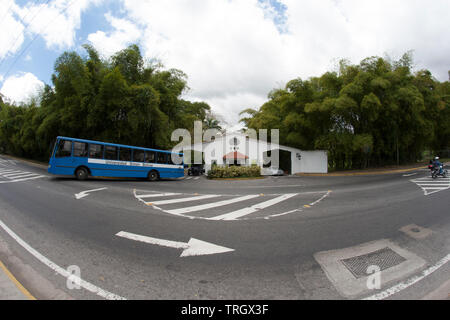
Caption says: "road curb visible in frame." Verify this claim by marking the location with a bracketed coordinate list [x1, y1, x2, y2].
[421, 279, 450, 300]
[297, 166, 428, 177]
[0, 154, 48, 169]
[0, 233, 73, 300]
[0, 260, 36, 300]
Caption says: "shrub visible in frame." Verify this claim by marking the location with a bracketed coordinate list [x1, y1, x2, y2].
[207, 166, 261, 179]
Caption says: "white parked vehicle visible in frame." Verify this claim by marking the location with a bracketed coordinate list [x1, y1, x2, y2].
[262, 167, 284, 176]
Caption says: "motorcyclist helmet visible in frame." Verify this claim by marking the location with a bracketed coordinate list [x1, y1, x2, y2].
[434, 156, 439, 160]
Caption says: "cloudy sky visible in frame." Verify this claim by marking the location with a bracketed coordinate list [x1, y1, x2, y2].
[1, 0, 449, 128]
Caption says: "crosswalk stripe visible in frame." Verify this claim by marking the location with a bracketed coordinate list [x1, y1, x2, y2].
[0, 175, 45, 184]
[209, 193, 298, 221]
[194, 177, 200, 180]
[147, 194, 220, 206]
[5, 174, 38, 180]
[166, 194, 261, 215]
[185, 177, 192, 180]
[137, 193, 181, 199]
[3, 172, 31, 178]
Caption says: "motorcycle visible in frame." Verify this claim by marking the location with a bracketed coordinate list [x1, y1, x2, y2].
[431, 165, 448, 179]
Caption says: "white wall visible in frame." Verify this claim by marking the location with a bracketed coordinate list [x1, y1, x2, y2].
[184, 133, 328, 174]
[292, 150, 328, 174]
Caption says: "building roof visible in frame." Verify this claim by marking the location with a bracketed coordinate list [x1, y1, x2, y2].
[223, 151, 249, 160]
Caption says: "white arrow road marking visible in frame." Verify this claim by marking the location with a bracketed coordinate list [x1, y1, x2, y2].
[116, 231, 235, 257]
[75, 187, 108, 199]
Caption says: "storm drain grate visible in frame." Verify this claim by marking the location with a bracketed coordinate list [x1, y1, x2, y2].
[340, 247, 406, 279]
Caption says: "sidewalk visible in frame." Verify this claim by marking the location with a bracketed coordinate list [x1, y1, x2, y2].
[0, 260, 35, 300]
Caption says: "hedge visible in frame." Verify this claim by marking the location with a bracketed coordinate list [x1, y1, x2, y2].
[207, 166, 261, 179]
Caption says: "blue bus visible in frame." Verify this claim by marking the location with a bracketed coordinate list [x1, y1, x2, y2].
[48, 136, 184, 181]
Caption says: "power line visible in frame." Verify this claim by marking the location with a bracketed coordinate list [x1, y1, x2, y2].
[2, 0, 76, 80]
[0, 0, 15, 27]
[0, 0, 50, 70]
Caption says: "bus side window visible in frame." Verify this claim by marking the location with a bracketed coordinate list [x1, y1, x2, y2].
[105, 146, 118, 160]
[89, 144, 104, 159]
[134, 149, 145, 162]
[157, 152, 167, 164]
[145, 151, 156, 163]
[73, 142, 88, 157]
[55, 139, 72, 158]
[119, 148, 132, 161]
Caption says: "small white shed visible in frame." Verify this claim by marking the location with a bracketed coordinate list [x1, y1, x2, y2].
[183, 132, 328, 175]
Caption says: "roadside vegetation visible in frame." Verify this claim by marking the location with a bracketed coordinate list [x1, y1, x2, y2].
[207, 166, 261, 179]
[240, 52, 450, 170]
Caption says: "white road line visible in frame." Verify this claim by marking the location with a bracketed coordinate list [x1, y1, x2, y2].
[0, 218, 126, 300]
[3, 172, 31, 178]
[0, 170, 22, 174]
[0, 175, 45, 184]
[166, 194, 261, 215]
[5, 174, 38, 180]
[185, 177, 192, 180]
[136, 192, 181, 199]
[194, 177, 200, 180]
[309, 190, 332, 206]
[403, 173, 417, 177]
[363, 253, 450, 300]
[146, 194, 220, 206]
[209, 193, 298, 221]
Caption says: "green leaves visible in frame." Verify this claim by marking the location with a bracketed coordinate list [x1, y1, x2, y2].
[241, 53, 449, 170]
[0, 44, 214, 160]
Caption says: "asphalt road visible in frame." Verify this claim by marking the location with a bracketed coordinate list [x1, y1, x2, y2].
[0, 155, 449, 300]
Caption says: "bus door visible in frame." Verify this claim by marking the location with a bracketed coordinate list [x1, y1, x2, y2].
[50, 138, 74, 175]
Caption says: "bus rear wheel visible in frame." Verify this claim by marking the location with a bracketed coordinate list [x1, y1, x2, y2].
[75, 167, 88, 181]
[148, 170, 159, 181]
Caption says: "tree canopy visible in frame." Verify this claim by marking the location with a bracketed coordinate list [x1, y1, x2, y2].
[0, 44, 217, 161]
[240, 53, 450, 170]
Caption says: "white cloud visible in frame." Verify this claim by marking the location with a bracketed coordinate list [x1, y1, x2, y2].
[0, 0, 25, 59]
[87, 13, 142, 58]
[0, 72, 45, 104]
[15, 0, 103, 49]
[109, 0, 450, 126]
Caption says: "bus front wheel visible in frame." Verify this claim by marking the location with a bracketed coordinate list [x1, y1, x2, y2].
[148, 170, 159, 181]
[75, 167, 89, 181]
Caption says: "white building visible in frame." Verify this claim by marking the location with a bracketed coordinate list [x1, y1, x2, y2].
[184, 132, 328, 175]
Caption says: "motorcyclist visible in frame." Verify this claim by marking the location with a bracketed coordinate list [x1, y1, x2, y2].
[432, 156, 443, 174]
